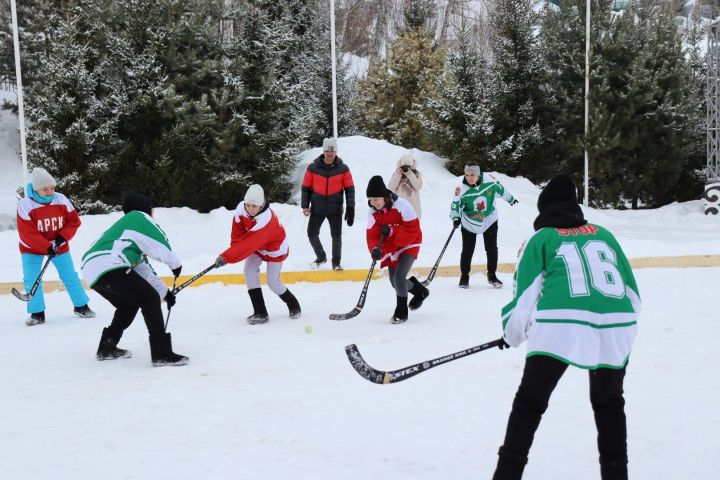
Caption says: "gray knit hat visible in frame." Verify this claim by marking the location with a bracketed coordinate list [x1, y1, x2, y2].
[30, 167, 56, 190]
[322, 137, 337, 152]
[464, 165, 481, 176]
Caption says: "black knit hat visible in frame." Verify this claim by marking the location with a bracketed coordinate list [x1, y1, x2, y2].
[122, 191, 153, 215]
[366, 175, 388, 198]
[537, 174, 578, 212]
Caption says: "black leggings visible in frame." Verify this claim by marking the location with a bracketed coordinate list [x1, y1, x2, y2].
[500, 355, 627, 463]
[387, 253, 415, 297]
[92, 268, 166, 337]
[460, 221, 498, 276]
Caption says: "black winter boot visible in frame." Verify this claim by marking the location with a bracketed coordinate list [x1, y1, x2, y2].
[96, 327, 132, 360]
[279, 289, 302, 319]
[391, 295, 409, 324]
[488, 272, 504, 288]
[149, 332, 189, 367]
[492, 447, 528, 480]
[459, 273, 469, 289]
[247, 288, 269, 324]
[600, 455, 628, 480]
[408, 276, 429, 310]
[25, 311, 45, 326]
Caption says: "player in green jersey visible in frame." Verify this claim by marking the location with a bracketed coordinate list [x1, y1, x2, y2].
[450, 164, 517, 288]
[492, 175, 640, 480]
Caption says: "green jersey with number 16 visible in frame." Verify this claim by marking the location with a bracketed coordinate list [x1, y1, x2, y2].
[502, 224, 640, 369]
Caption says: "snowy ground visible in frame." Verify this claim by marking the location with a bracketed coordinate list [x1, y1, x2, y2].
[0, 267, 718, 479]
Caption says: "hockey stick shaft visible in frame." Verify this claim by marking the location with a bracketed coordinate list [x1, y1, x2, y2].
[421, 225, 458, 286]
[345, 338, 504, 384]
[11, 256, 53, 302]
[173, 264, 215, 295]
[328, 235, 385, 320]
[164, 277, 177, 330]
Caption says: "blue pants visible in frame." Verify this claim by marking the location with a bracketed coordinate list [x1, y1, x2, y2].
[22, 252, 89, 314]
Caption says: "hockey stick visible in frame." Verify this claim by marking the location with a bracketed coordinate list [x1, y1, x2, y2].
[328, 235, 385, 320]
[172, 264, 215, 295]
[345, 338, 504, 384]
[11, 256, 53, 302]
[419, 224, 458, 287]
[164, 276, 177, 330]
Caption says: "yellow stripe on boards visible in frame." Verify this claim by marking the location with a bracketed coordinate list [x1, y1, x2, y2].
[2, 255, 720, 294]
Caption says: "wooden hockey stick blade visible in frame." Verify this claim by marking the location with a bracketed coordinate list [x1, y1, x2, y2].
[329, 306, 362, 321]
[11, 287, 32, 302]
[345, 338, 504, 384]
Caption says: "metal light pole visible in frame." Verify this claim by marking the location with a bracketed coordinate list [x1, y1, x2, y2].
[10, 0, 28, 185]
[583, 0, 590, 207]
[329, 0, 338, 140]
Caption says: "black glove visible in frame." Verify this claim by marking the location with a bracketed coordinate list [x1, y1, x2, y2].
[510, 199, 519, 206]
[453, 219, 461, 228]
[344, 207, 355, 227]
[214, 256, 226, 268]
[371, 247, 382, 261]
[379, 224, 391, 236]
[171, 266, 182, 278]
[54, 235, 66, 248]
[498, 338, 511, 350]
[165, 290, 176, 308]
[47, 244, 57, 258]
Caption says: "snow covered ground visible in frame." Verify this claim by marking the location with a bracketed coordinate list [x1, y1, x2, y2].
[0, 106, 719, 478]
[0, 268, 717, 479]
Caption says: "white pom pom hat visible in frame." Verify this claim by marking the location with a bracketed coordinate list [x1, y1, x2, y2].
[244, 184, 265, 206]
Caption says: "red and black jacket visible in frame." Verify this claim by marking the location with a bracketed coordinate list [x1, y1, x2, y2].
[301, 155, 355, 217]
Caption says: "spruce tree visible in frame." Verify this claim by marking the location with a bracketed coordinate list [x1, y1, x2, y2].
[421, 24, 493, 175]
[487, 0, 544, 179]
[355, 27, 443, 149]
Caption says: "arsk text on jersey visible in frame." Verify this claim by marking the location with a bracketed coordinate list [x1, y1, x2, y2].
[37, 216, 65, 232]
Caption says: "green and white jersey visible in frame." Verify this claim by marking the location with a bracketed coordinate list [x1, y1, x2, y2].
[502, 224, 640, 369]
[450, 173, 515, 234]
[81, 211, 181, 292]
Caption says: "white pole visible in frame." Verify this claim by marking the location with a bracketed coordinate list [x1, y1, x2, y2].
[10, 0, 28, 186]
[583, 0, 590, 207]
[329, 0, 338, 140]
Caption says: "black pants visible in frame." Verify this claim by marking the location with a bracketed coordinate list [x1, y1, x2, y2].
[460, 221, 498, 276]
[92, 268, 166, 337]
[307, 214, 342, 266]
[499, 355, 627, 465]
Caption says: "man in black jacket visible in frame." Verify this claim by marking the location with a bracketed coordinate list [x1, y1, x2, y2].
[301, 138, 355, 270]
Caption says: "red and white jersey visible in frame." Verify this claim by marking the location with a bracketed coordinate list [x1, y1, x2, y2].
[219, 202, 289, 264]
[17, 193, 81, 255]
[366, 195, 422, 268]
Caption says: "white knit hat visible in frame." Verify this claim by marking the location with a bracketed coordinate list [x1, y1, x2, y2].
[322, 137, 337, 152]
[244, 184, 265, 206]
[30, 167, 56, 190]
[398, 154, 414, 167]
